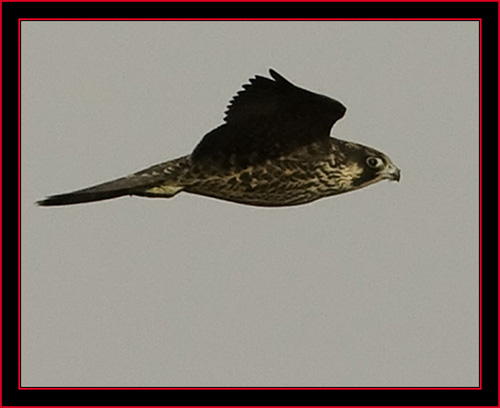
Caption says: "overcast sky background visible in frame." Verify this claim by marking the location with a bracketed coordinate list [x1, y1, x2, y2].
[21, 21, 479, 387]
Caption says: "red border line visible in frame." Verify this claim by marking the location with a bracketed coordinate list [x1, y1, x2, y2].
[19, 17, 482, 21]
[4, 0, 498, 2]
[17, 14, 22, 394]
[0, 0, 3, 399]
[17, 17, 483, 392]
[478, 15, 483, 393]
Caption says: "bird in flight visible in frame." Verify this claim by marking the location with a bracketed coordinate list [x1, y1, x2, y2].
[38, 69, 400, 207]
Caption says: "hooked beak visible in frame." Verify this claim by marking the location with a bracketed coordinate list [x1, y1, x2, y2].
[384, 164, 401, 182]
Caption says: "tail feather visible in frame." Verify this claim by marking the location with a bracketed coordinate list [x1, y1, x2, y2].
[37, 189, 129, 206]
[37, 176, 145, 206]
[37, 156, 190, 207]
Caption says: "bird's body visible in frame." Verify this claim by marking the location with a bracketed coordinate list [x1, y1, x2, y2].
[38, 70, 400, 207]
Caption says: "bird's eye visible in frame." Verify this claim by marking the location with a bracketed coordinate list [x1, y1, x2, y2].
[366, 157, 384, 168]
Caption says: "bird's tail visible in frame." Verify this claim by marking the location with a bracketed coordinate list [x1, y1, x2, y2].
[37, 178, 141, 206]
[37, 156, 189, 206]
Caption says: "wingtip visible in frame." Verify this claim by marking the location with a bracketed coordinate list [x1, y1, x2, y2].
[268, 68, 279, 77]
[268, 68, 291, 84]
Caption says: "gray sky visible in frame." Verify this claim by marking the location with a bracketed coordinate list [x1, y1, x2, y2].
[21, 21, 479, 387]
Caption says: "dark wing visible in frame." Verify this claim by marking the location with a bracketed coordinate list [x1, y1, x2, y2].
[191, 69, 346, 167]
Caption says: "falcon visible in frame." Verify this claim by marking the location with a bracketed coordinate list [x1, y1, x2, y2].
[38, 69, 400, 207]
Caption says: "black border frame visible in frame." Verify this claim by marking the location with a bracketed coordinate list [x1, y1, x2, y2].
[5, 1, 497, 406]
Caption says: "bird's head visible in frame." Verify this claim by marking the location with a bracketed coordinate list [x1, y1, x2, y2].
[333, 140, 401, 191]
